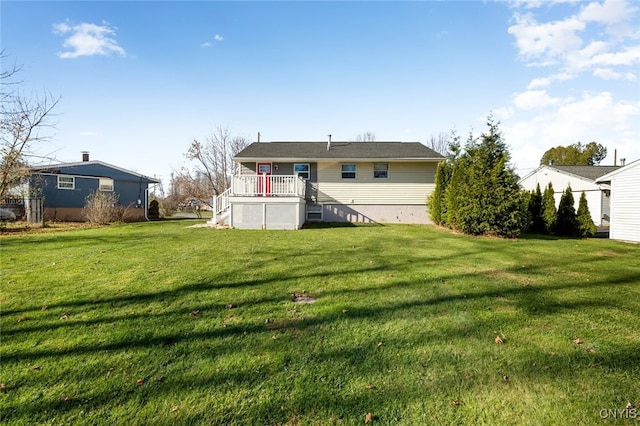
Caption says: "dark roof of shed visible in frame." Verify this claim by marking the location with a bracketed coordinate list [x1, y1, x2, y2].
[31, 160, 159, 183]
[234, 142, 444, 161]
[550, 165, 622, 181]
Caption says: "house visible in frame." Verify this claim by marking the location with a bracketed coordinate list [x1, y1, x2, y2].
[519, 165, 621, 227]
[27, 152, 159, 222]
[211, 140, 445, 229]
[595, 159, 640, 242]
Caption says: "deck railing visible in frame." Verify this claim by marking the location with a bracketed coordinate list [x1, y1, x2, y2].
[231, 175, 306, 197]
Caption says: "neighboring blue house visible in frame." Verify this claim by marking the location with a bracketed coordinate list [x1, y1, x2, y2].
[29, 152, 159, 222]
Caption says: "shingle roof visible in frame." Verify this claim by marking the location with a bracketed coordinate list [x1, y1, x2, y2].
[550, 165, 621, 181]
[234, 141, 444, 161]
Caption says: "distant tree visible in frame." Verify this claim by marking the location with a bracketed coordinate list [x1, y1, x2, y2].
[354, 131, 376, 142]
[577, 192, 597, 238]
[184, 126, 249, 207]
[527, 184, 545, 234]
[540, 141, 607, 166]
[426, 131, 451, 156]
[443, 115, 527, 238]
[556, 186, 579, 237]
[542, 182, 557, 233]
[1, 50, 60, 200]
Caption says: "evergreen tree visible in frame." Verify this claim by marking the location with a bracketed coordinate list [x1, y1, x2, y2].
[577, 192, 597, 238]
[527, 184, 545, 233]
[444, 115, 527, 238]
[542, 182, 557, 234]
[428, 160, 451, 225]
[556, 186, 579, 237]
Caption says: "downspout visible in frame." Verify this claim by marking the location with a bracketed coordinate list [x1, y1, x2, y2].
[144, 186, 150, 221]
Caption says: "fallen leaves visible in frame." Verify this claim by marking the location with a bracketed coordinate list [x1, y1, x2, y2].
[226, 303, 235, 309]
[572, 338, 582, 345]
[17, 316, 27, 322]
[0, 383, 6, 392]
[451, 399, 460, 406]
[376, 342, 383, 348]
[190, 310, 200, 317]
[171, 405, 179, 412]
[494, 335, 503, 344]
[365, 384, 376, 390]
[136, 378, 144, 386]
[59, 313, 69, 320]
[364, 412, 373, 423]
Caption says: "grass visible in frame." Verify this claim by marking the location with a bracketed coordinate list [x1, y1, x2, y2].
[1, 221, 639, 425]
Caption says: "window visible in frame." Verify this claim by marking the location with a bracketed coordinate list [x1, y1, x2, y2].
[99, 178, 114, 191]
[294, 163, 310, 180]
[57, 176, 75, 189]
[306, 204, 323, 221]
[341, 164, 356, 179]
[374, 163, 388, 179]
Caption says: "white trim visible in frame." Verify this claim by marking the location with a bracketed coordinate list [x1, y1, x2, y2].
[373, 163, 389, 179]
[293, 163, 310, 180]
[57, 175, 75, 190]
[341, 163, 357, 179]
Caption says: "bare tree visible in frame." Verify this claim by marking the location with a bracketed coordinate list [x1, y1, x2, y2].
[185, 126, 249, 206]
[426, 131, 451, 156]
[354, 131, 377, 142]
[1, 51, 60, 200]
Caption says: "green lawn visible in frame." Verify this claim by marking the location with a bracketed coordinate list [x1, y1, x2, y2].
[1, 221, 639, 425]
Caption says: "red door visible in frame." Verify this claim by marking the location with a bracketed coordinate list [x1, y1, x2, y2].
[257, 163, 272, 196]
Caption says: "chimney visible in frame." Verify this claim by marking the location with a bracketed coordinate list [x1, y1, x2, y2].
[257, 132, 261, 143]
[614, 148, 617, 166]
[327, 134, 332, 151]
[620, 158, 626, 166]
[82, 151, 90, 162]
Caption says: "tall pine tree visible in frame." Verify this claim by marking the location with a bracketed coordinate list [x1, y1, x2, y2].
[577, 192, 597, 238]
[527, 184, 545, 233]
[556, 186, 579, 237]
[542, 182, 557, 234]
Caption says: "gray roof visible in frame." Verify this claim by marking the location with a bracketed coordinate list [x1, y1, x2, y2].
[235, 141, 444, 161]
[550, 165, 621, 181]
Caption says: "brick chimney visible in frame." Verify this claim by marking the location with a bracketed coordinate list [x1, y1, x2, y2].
[82, 151, 90, 162]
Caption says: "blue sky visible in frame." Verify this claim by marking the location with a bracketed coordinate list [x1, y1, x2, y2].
[3, 0, 639, 188]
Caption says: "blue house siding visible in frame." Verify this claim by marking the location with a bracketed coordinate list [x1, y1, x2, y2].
[30, 160, 158, 222]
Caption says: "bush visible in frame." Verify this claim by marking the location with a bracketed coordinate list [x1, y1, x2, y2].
[83, 191, 121, 225]
[542, 183, 557, 234]
[428, 160, 451, 225]
[527, 184, 545, 233]
[148, 199, 160, 220]
[577, 192, 597, 238]
[556, 186, 579, 237]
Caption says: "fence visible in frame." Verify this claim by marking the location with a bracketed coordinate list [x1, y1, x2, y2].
[1, 197, 44, 223]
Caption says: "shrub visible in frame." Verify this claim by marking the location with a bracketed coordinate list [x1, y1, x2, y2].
[83, 191, 121, 225]
[148, 199, 160, 220]
[527, 184, 545, 234]
[577, 192, 597, 238]
[428, 160, 451, 225]
[542, 183, 557, 234]
[556, 186, 579, 237]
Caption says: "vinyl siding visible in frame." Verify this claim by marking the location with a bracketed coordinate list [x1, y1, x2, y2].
[519, 167, 605, 226]
[316, 161, 437, 205]
[608, 162, 640, 242]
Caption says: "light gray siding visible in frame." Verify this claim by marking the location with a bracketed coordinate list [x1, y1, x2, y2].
[607, 161, 640, 242]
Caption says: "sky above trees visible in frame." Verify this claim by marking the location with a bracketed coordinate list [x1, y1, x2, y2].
[2, 0, 638, 187]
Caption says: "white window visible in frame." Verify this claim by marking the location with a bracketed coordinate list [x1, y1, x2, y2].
[58, 176, 75, 189]
[306, 204, 323, 221]
[294, 163, 310, 180]
[99, 178, 114, 191]
[341, 164, 356, 179]
[374, 163, 389, 179]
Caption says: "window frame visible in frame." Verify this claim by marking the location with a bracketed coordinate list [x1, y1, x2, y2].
[306, 204, 323, 221]
[294, 163, 310, 180]
[57, 175, 75, 190]
[341, 163, 357, 179]
[99, 178, 114, 191]
[373, 163, 389, 179]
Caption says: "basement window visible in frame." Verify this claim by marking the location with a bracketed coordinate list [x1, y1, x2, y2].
[306, 204, 323, 221]
[57, 175, 75, 190]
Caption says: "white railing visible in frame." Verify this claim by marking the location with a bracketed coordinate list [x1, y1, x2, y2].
[232, 175, 306, 197]
[210, 187, 231, 225]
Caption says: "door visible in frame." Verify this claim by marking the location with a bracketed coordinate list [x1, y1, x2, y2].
[257, 163, 272, 196]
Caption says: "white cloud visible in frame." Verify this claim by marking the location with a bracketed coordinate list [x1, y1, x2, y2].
[593, 68, 637, 81]
[505, 91, 640, 170]
[201, 42, 212, 48]
[513, 90, 562, 110]
[201, 34, 223, 47]
[214, 34, 224, 41]
[508, 0, 640, 82]
[53, 21, 126, 59]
